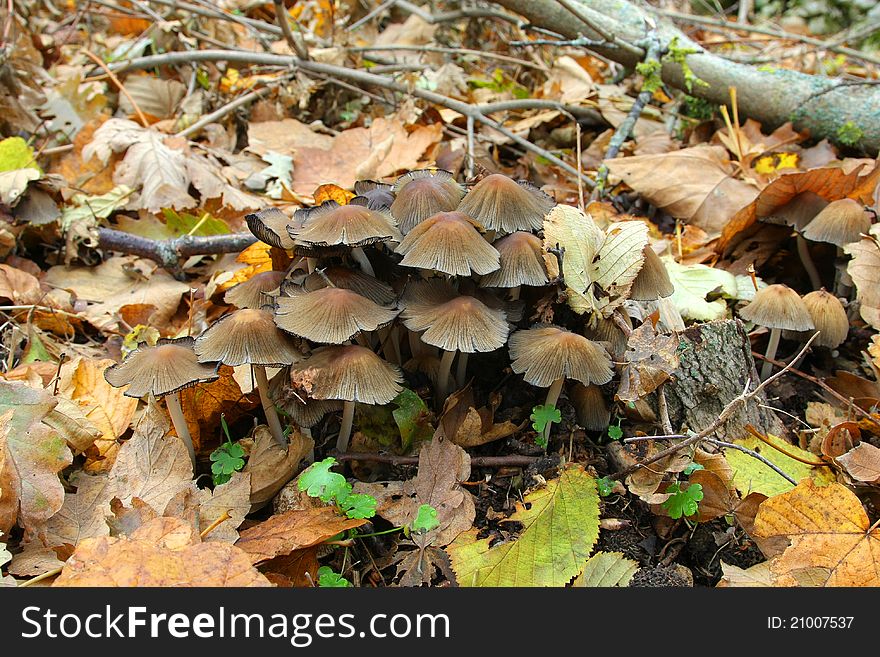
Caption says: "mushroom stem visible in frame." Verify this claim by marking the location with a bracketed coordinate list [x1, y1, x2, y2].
[165, 392, 196, 469]
[509, 286, 521, 301]
[796, 233, 822, 289]
[761, 327, 782, 380]
[253, 365, 286, 446]
[437, 349, 456, 407]
[456, 352, 470, 387]
[351, 247, 375, 277]
[543, 377, 565, 446]
[337, 400, 355, 452]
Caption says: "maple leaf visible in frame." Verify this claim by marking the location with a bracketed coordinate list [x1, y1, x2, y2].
[616, 319, 680, 402]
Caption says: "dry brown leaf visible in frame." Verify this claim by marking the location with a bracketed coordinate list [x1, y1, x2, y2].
[753, 479, 880, 586]
[243, 425, 314, 512]
[605, 144, 759, 237]
[247, 117, 442, 195]
[236, 507, 366, 564]
[54, 517, 271, 587]
[717, 561, 774, 587]
[44, 257, 189, 333]
[844, 224, 880, 330]
[107, 497, 160, 536]
[835, 443, 880, 483]
[439, 385, 522, 448]
[720, 162, 880, 252]
[690, 470, 737, 523]
[8, 544, 66, 577]
[259, 547, 320, 587]
[616, 320, 679, 403]
[354, 432, 475, 547]
[180, 364, 260, 452]
[606, 440, 690, 500]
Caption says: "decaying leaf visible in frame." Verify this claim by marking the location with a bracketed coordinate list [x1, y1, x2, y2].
[572, 551, 639, 587]
[243, 425, 314, 512]
[542, 204, 603, 315]
[439, 385, 522, 448]
[724, 433, 835, 497]
[616, 319, 680, 402]
[354, 432, 475, 547]
[717, 561, 773, 587]
[54, 517, 271, 587]
[845, 224, 880, 331]
[753, 480, 880, 586]
[446, 465, 599, 586]
[835, 443, 880, 483]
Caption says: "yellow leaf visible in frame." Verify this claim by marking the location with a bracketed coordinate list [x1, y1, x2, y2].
[446, 465, 599, 586]
[754, 480, 880, 586]
[724, 433, 834, 497]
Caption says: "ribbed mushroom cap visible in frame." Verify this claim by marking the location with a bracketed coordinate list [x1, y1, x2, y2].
[570, 382, 611, 431]
[456, 174, 555, 234]
[391, 169, 464, 234]
[629, 246, 674, 301]
[297, 266, 397, 306]
[480, 231, 549, 288]
[738, 284, 814, 331]
[508, 326, 613, 387]
[194, 308, 301, 367]
[354, 180, 395, 209]
[104, 337, 219, 398]
[274, 287, 399, 344]
[224, 270, 285, 309]
[289, 198, 402, 248]
[801, 289, 849, 348]
[290, 345, 404, 404]
[584, 316, 629, 359]
[400, 280, 508, 353]
[270, 373, 344, 428]
[802, 199, 871, 246]
[245, 207, 297, 250]
[762, 191, 828, 230]
[395, 211, 500, 276]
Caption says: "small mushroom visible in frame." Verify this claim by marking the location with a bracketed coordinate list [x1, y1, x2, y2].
[802, 199, 871, 295]
[395, 211, 500, 277]
[244, 207, 297, 250]
[456, 174, 555, 234]
[784, 289, 849, 350]
[354, 179, 395, 209]
[508, 326, 613, 444]
[569, 382, 611, 432]
[290, 345, 404, 452]
[274, 286, 399, 344]
[391, 169, 464, 234]
[298, 265, 397, 306]
[224, 270, 286, 309]
[762, 191, 829, 290]
[739, 283, 814, 380]
[194, 308, 301, 446]
[104, 337, 219, 468]
[479, 231, 549, 298]
[400, 280, 508, 403]
[629, 246, 674, 301]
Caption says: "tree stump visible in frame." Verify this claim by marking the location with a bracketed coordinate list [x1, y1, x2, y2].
[663, 319, 785, 438]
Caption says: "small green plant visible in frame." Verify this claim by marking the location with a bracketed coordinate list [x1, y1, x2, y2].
[836, 121, 863, 147]
[411, 504, 440, 534]
[298, 457, 377, 520]
[468, 68, 530, 99]
[661, 482, 703, 520]
[596, 476, 615, 497]
[682, 462, 705, 475]
[607, 420, 623, 441]
[317, 566, 351, 587]
[682, 95, 717, 121]
[530, 403, 561, 448]
[209, 415, 245, 485]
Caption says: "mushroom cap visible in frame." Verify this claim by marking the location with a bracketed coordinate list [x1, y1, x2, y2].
[738, 283, 814, 331]
[274, 286, 399, 344]
[395, 211, 500, 276]
[629, 246, 674, 301]
[508, 325, 613, 387]
[390, 169, 464, 234]
[400, 280, 508, 353]
[569, 382, 611, 432]
[802, 198, 871, 247]
[801, 289, 849, 348]
[294, 266, 397, 306]
[104, 337, 219, 398]
[289, 198, 402, 248]
[456, 174, 555, 234]
[270, 374, 343, 428]
[194, 308, 301, 367]
[290, 345, 403, 404]
[584, 315, 630, 359]
[762, 191, 828, 230]
[245, 207, 297, 250]
[224, 270, 285, 309]
[479, 231, 549, 288]
[354, 180, 395, 210]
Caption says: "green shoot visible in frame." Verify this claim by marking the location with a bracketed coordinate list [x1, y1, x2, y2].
[209, 414, 245, 485]
[596, 477, 615, 497]
[661, 482, 703, 520]
[298, 457, 377, 520]
[607, 421, 623, 441]
[411, 504, 440, 534]
[531, 403, 561, 448]
[683, 462, 704, 475]
[317, 566, 351, 588]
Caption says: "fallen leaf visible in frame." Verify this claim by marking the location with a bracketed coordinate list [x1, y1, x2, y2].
[724, 433, 835, 497]
[180, 364, 260, 452]
[243, 426, 314, 512]
[572, 551, 639, 587]
[605, 144, 759, 237]
[235, 507, 365, 564]
[753, 480, 880, 586]
[717, 561, 773, 587]
[541, 204, 603, 315]
[844, 224, 880, 330]
[439, 385, 522, 448]
[589, 220, 649, 316]
[54, 517, 271, 587]
[616, 319, 680, 402]
[835, 443, 880, 483]
[446, 465, 599, 586]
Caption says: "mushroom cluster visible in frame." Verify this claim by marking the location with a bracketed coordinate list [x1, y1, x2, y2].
[105, 168, 679, 467]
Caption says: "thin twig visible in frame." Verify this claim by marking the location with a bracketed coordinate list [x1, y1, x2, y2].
[335, 452, 540, 467]
[555, 0, 644, 58]
[273, 0, 309, 60]
[658, 382, 673, 435]
[349, 43, 544, 69]
[81, 49, 149, 128]
[703, 437, 798, 485]
[611, 332, 819, 481]
[176, 85, 275, 138]
[107, 50, 596, 188]
[98, 228, 256, 272]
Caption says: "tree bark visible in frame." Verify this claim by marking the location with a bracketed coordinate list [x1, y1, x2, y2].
[491, 0, 880, 155]
[663, 319, 785, 438]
